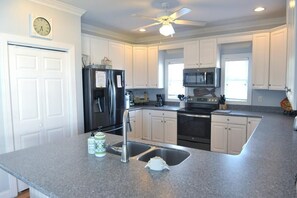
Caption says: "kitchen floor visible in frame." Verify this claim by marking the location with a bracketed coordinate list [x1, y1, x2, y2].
[17, 189, 29, 198]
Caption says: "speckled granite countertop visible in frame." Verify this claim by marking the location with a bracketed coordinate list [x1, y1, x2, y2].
[129, 105, 180, 111]
[212, 109, 264, 118]
[0, 112, 296, 197]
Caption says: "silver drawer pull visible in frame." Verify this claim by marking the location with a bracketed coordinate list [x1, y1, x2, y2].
[178, 113, 210, 118]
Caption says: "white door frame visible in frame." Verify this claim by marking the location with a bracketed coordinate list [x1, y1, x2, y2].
[0, 33, 79, 155]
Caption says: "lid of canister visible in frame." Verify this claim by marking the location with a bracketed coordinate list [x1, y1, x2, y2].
[95, 132, 106, 139]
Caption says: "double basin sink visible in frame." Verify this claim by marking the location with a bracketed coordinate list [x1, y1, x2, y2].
[107, 141, 190, 166]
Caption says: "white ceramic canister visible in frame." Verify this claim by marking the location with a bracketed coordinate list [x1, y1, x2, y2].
[95, 132, 106, 157]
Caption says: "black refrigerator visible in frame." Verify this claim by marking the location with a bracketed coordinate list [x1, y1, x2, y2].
[83, 67, 125, 135]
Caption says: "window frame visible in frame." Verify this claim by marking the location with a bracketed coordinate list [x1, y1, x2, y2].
[221, 53, 252, 105]
[164, 58, 185, 102]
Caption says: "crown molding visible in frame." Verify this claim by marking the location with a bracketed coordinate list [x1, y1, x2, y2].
[81, 23, 135, 43]
[81, 16, 286, 44]
[29, 0, 86, 16]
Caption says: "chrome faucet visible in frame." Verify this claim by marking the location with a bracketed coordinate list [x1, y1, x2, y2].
[121, 109, 131, 163]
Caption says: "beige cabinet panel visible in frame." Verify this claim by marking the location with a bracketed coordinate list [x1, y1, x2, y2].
[142, 110, 152, 140]
[108, 41, 125, 70]
[211, 122, 228, 153]
[151, 116, 164, 142]
[124, 45, 133, 88]
[247, 117, 261, 140]
[184, 41, 199, 68]
[90, 37, 109, 65]
[199, 38, 217, 68]
[133, 47, 148, 88]
[164, 118, 177, 144]
[269, 28, 287, 90]
[227, 124, 247, 155]
[252, 33, 270, 89]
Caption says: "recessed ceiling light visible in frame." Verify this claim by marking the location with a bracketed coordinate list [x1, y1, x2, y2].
[254, 7, 265, 12]
[139, 28, 146, 32]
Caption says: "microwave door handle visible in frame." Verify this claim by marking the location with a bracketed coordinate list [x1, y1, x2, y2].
[178, 113, 210, 118]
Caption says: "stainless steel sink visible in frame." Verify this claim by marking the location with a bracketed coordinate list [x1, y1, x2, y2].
[106, 141, 151, 157]
[137, 148, 190, 166]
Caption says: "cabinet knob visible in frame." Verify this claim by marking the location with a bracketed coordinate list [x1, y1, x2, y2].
[269, 84, 271, 86]
[229, 128, 231, 130]
[248, 121, 251, 124]
[225, 127, 228, 130]
[227, 119, 229, 121]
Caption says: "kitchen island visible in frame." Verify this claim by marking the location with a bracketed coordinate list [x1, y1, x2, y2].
[0, 112, 296, 197]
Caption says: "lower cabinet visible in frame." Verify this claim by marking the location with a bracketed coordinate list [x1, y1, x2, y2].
[128, 110, 142, 139]
[211, 115, 247, 155]
[247, 117, 261, 140]
[142, 110, 177, 144]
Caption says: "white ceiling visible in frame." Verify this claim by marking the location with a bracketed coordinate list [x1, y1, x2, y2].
[57, 0, 286, 41]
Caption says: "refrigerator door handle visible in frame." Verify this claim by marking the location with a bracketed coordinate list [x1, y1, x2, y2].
[107, 79, 112, 116]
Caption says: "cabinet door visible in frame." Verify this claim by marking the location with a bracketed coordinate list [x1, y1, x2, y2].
[128, 116, 136, 139]
[147, 46, 159, 88]
[133, 47, 148, 88]
[227, 124, 247, 155]
[247, 117, 261, 140]
[151, 116, 164, 142]
[252, 33, 270, 89]
[211, 123, 228, 153]
[124, 45, 133, 88]
[90, 37, 109, 65]
[134, 110, 143, 139]
[184, 41, 199, 68]
[269, 28, 287, 90]
[108, 41, 125, 70]
[199, 39, 217, 68]
[164, 117, 177, 144]
[142, 110, 152, 140]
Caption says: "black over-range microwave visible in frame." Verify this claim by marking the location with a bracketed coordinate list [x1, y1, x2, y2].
[183, 67, 221, 87]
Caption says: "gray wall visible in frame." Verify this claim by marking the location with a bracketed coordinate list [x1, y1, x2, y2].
[0, 0, 84, 133]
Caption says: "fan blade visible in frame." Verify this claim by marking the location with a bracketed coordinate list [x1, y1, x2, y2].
[174, 20, 206, 26]
[133, 22, 161, 31]
[131, 14, 159, 21]
[169, 8, 191, 20]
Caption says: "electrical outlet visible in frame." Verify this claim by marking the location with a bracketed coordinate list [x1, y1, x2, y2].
[258, 96, 263, 103]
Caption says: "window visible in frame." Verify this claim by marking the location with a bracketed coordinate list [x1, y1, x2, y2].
[165, 59, 185, 101]
[221, 54, 251, 104]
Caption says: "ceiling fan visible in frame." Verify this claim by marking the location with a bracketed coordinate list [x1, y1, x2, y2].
[133, 2, 206, 37]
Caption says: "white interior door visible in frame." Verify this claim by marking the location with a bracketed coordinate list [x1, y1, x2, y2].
[8, 45, 70, 192]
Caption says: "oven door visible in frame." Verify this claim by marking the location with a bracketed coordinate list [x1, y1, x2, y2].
[177, 112, 211, 149]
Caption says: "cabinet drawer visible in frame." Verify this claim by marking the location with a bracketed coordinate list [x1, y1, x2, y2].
[212, 115, 247, 125]
[129, 110, 137, 117]
[150, 110, 177, 118]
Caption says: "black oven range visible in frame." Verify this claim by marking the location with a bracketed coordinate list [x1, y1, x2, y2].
[177, 96, 219, 151]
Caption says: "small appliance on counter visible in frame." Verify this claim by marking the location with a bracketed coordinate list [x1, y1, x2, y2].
[155, 94, 164, 107]
[126, 91, 134, 106]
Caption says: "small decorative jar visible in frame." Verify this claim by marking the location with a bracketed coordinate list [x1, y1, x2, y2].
[95, 132, 106, 157]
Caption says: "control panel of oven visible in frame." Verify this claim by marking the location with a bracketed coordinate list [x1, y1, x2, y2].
[187, 96, 219, 104]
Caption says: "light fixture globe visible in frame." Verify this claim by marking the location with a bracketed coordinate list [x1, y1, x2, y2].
[159, 23, 175, 36]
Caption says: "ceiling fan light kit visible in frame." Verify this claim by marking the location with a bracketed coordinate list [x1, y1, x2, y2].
[159, 23, 175, 36]
[133, 3, 206, 37]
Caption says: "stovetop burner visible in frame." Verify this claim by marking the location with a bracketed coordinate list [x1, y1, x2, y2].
[178, 96, 219, 114]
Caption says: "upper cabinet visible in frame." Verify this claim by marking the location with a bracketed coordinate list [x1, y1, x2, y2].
[269, 28, 287, 90]
[133, 46, 164, 89]
[184, 38, 218, 68]
[252, 33, 270, 89]
[124, 45, 133, 88]
[108, 41, 125, 70]
[133, 46, 148, 88]
[252, 27, 287, 90]
[286, 0, 297, 110]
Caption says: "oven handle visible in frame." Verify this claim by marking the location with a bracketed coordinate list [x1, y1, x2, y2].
[178, 113, 210, 118]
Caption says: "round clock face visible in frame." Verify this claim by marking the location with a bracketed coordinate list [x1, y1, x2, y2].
[33, 17, 51, 36]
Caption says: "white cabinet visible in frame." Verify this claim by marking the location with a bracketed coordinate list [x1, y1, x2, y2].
[133, 46, 163, 89]
[286, 0, 297, 110]
[252, 28, 287, 90]
[184, 41, 199, 68]
[199, 39, 218, 68]
[143, 110, 177, 144]
[252, 33, 270, 89]
[133, 46, 148, 88]
[211, 115, 247, 155]
[269, 27, 287, 90]
[108, 41, 125, 70]
[124, 45, 133, 88]
[128, 110, 142, 139]
[147, 46, 164, 88]
[227, 124, 247, 155]
[184, 39, 218, 68]
[247, 117, 261, 140]
[90, 37, 109, 65]
[142, 110, 152, 140]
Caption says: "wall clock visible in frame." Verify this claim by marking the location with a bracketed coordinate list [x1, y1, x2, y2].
[30, 15, 53, 39]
